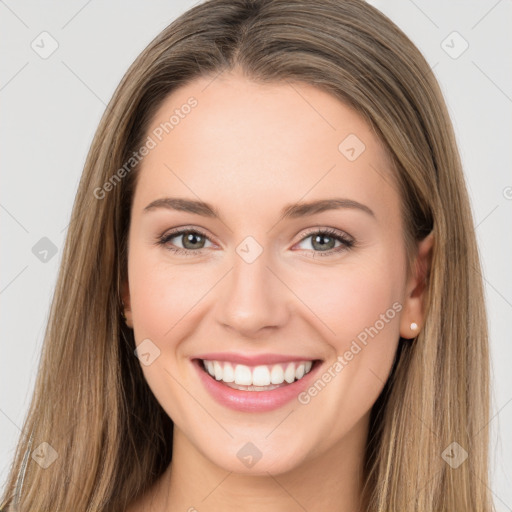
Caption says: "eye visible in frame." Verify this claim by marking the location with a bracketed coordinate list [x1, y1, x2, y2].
[294, 227, 354, 256]
[155, 226, 355, 257]
[156, 227, 214, 256]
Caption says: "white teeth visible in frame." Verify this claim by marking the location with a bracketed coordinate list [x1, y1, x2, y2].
[213, 361, 223, 380]
[284, 363, 296, 383]
[234, 364, 252, 385]
[252, 365, 271, 386]
[270, 364, 285, 384]
[222, 362, 235, 382]
[201, 359, 316, 388]
[205, 360, 215, 377]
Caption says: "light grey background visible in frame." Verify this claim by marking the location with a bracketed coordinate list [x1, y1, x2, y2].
[1, 0, 511, 508]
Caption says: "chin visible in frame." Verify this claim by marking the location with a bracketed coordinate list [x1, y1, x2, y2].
[198, 434, 312, 476]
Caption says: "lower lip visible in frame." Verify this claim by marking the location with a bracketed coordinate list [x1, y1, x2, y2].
[192, 358, 322, 413]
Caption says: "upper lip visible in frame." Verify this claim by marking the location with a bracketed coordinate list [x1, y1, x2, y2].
[193, 352, 321, 366]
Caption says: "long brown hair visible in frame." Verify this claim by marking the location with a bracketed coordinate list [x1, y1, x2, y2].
[1, 1, 493, 510]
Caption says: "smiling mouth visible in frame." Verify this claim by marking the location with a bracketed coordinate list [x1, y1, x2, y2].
[195, 358, 322, 392]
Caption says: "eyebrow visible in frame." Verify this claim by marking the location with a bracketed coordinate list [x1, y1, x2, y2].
[143, 197, 375, 220]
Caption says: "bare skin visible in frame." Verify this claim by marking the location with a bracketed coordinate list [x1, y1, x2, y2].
[123, 69, 433, 512]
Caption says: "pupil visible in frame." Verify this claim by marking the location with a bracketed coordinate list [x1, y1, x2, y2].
[183, 232, 204, 249]
[313, 234, 334, 251]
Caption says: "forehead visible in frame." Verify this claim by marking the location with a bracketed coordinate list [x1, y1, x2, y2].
[132, 71, 399, 226]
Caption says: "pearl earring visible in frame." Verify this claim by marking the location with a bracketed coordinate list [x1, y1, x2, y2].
[410, 322, 418, 331]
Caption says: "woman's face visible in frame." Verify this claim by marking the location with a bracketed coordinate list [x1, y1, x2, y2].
[123, 70, 427, 475]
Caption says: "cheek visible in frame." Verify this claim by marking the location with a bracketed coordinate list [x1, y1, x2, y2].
[128, 235, 406, 432]
[127, 244, 204, 391]
[291, 250, 405, 434]
[294, 254, 403, 350]
[127, 248, 209, 420]
[128, 247, 202, 341]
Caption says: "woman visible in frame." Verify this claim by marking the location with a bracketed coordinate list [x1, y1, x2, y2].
[1, 0, 493, 510]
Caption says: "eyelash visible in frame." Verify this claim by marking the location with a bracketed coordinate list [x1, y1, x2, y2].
[155, 226, 355, 257]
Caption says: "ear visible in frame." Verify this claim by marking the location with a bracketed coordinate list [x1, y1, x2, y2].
[120, 278, 134, 329]
[399, 231, 434, 340]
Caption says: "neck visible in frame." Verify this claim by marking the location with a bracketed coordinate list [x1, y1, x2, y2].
[150, 414, 369, 512]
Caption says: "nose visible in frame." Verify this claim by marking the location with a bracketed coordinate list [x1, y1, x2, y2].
[215, 246, 291, 338]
